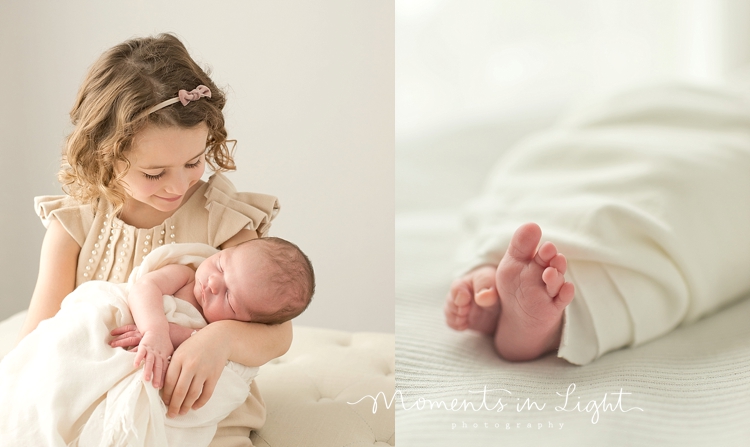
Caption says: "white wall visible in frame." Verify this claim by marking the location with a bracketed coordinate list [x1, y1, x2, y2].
[397, 0, 750, 141]
[0, 1, 394, 333]
[396, 0, 750, 213]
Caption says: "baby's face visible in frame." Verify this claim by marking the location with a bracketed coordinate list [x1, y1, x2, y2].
[193, 243, 276, 323]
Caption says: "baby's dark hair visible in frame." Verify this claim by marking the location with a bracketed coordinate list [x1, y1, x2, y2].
[240, 237, 315, 324]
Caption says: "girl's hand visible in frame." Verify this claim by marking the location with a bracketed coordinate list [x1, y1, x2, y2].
[162, 326, 230, 418]
[135, 331, 174, 389]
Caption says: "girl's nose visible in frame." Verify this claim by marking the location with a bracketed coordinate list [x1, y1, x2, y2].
[165, 171, 191, 195]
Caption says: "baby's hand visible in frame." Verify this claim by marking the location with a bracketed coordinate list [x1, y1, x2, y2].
[110, 324, 142, 350]
[135, 331, 174, 389]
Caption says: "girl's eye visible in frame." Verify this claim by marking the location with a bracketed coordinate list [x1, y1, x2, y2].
[186, 159, 202, 169]
[143, 171, 165, 181]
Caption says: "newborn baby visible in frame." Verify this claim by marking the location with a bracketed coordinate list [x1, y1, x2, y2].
[123, 236, 315, 388]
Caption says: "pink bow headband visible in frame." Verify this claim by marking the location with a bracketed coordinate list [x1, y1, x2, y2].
[141, 85, 212, 117]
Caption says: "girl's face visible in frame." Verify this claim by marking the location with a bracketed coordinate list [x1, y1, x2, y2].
[119, 123, 209, 213]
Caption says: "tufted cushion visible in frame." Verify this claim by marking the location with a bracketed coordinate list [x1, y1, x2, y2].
[251, 326, 395, 447]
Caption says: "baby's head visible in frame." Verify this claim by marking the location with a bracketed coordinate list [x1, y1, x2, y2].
[60, 33, 236, 212]
[194, 237, 315, 325]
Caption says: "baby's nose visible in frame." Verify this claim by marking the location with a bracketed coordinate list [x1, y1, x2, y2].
[208, 275, 222, 294]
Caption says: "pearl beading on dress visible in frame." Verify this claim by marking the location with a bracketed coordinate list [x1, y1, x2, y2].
[82, 214, 175, 283]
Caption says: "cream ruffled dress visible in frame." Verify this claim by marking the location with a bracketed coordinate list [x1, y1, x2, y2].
[34, 172, 279, 287]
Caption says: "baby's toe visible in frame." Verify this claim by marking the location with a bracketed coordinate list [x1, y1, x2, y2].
[554, 282, 576, 308]
[535, 241, 558, 266]
[445, 305, 469, 330]
[450, 282, 472, 307]
[549, 253, 567, 275]
[475, 287, 499, 307]
[542, 266, 565, 296]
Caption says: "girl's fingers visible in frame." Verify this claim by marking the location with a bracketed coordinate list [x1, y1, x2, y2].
[192, 378, 217, 410]
[180, 380, 205, 415]
[167, 374, 194, 417]
[162, 361, 181, 407]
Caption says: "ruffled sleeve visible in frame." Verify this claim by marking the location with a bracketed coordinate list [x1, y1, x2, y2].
[203, 173, 280, 247]
[34, 195, 94, 247]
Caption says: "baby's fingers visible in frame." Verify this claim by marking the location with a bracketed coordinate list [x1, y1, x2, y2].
[134, 346, 147, 368]
[153, 357, 166, 389]
[111, 324, 138, 336]
[142, 353, 155, 383]
[110, 333, 142, 349]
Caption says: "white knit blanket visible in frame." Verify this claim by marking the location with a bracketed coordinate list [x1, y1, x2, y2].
[0, 243, 258, 446]
[457, 84, 750, 364]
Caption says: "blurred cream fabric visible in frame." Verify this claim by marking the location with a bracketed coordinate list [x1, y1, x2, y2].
[0, 315, 395, 447]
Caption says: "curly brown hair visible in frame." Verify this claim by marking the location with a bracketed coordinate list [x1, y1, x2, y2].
[59, 33, 237, 213]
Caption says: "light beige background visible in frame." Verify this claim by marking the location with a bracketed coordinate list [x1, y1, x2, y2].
[0, 1, 394, 333]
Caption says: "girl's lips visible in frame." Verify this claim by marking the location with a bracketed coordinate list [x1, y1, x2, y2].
[157, 195, 182, 202]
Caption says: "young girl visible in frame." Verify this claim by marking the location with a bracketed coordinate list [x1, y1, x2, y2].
[20, 33, 288, 445]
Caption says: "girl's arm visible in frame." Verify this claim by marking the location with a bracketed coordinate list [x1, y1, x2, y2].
[17, 220, 80, 343]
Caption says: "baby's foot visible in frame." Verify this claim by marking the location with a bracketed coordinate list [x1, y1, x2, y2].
[444, 265, 502, 336]
[493, 223, 575, 361]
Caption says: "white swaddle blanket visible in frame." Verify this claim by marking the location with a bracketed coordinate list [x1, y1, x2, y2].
[458, 84, 750, 365]
[0, 243, 258, 446]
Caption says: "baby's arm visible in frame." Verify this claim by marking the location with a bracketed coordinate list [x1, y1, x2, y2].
[110, 322, 196, 351]
[18, 220, 80, 343]
[128, 264, 194, 388]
